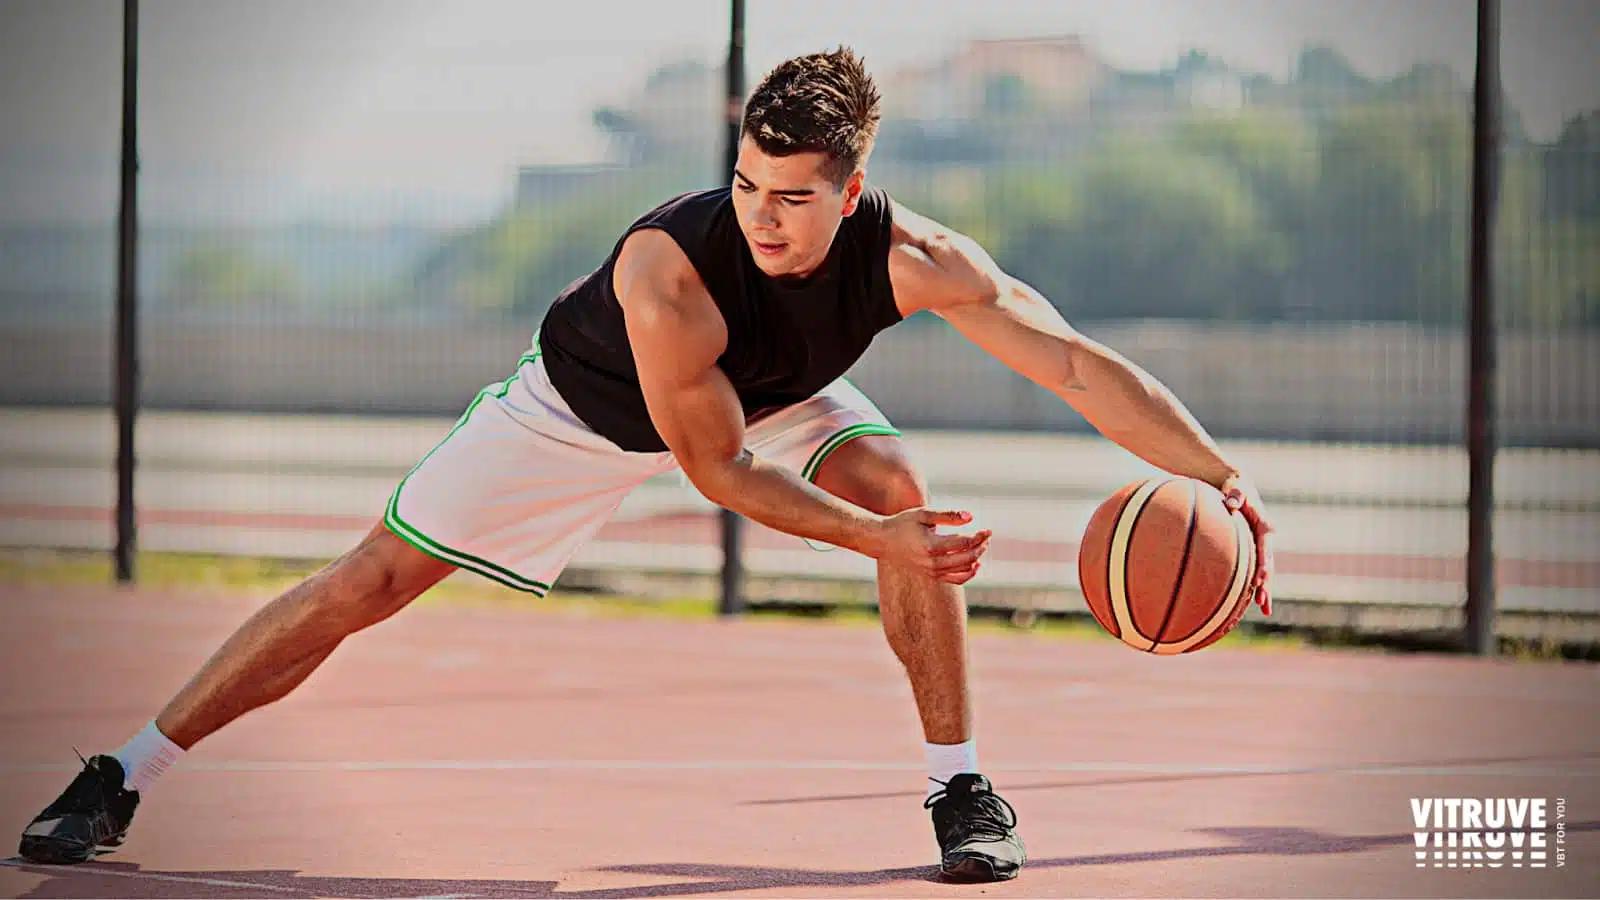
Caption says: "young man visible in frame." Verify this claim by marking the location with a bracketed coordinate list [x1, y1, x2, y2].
[19, 48, 1273, 883]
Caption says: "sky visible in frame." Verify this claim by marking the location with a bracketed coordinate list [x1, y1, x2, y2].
[1, 0, 1596, 225]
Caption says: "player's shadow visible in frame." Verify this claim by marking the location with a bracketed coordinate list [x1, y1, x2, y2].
[3, 861, 560, 899]
[10, 822, 1596, 899]
[745, 749, 1600, 807]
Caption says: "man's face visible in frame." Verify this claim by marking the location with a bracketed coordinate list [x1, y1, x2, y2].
[731, 136, 863, 278]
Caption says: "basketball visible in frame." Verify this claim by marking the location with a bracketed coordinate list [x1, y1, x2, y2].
[1077, 477, 1257, 654]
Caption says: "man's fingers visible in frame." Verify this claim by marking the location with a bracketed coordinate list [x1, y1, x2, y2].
[933, 544, 988, 572]
[1250, 530, 1273, 615]
[929, 529, 990, 555]
[919, 509, 973, 527]
[1238, 508, 1272, 584]
[1220, 477, 1272, 615]
[938, 561, 981, 585]
[1234, 496, 1273, 536]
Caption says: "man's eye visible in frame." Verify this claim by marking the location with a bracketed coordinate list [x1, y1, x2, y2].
[737, 184, 756, 193]
[782, 197, 806, 207]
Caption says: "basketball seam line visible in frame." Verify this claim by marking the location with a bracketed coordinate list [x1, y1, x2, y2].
[1163, 487, 1242, 647]
[1178, 515, 1255, 653]
[1150, 479, 1200, 649]
[1093, 479, 1145, 640]
[1114, 480, 1162, 648]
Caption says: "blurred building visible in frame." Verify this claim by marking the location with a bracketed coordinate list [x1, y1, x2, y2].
[590, 60, 721, 165]
[882, 35, 1108, 122]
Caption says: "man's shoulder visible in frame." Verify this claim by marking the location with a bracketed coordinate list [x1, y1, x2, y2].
[883, 200, 943, 285]
[614, 187, 735, 285]
[884, 202, 1004, 314]
[616, 226, 728, 372]
[617, 227, 696, 282]
[614, 227, 719, 332]
[883, 195, 940, 250]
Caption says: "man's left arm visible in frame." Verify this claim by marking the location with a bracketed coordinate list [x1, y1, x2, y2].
[886, 204, 1275, 611]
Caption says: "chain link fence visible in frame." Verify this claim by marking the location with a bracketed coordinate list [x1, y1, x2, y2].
[1, 0, 1595, 637]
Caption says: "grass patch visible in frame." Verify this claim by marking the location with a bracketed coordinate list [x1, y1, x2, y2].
[744, 596, 1309, 652]
[0, 548, 716, 620]
[1245, 621, 1598, 661]
[0, 548, 321, 592]
[0, 548, 1296, 654]
[5, 549, 1581, 659]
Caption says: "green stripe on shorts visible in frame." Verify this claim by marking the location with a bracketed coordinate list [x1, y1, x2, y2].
[800, 422, 901, 483]
[383, 351, 552, 596]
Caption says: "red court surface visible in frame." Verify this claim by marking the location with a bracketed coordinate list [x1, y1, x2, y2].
[1, 584, 1597, 898]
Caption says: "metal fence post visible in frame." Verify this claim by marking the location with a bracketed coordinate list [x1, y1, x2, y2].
[1465, 0, 1501, 654]
[718, 0, 747, 617]
[114, 0, 140, 584]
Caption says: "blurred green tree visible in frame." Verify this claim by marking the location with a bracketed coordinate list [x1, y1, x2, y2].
[166, 243, 302, 310]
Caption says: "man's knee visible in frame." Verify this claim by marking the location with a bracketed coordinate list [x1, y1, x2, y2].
[867, 466, 930, 515]
[813, 435, 930, 515]
[330, 525, 453, 627]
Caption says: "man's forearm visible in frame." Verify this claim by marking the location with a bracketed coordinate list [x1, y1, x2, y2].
[687, 450, 886, 554]
[1065, 339, 1237, 487]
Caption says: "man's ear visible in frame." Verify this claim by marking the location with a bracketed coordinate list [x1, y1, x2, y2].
[840, 170, 866, 217]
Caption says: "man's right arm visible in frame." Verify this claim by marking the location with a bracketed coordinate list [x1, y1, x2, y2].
[614, 228, 988, 584]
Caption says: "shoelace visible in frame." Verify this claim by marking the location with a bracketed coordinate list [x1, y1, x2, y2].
[42, 751, 113, 817]
[923, 780, 1019, 842]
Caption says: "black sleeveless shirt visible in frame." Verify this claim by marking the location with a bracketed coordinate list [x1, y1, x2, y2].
[539, 186, 903, 452]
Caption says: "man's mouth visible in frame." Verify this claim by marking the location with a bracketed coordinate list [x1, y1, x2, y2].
[752, 239, 786, 257]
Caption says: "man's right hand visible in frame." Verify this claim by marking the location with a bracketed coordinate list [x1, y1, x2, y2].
[866, 508, 992, 585]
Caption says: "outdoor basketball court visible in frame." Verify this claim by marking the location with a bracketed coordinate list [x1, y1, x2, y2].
[2, 582, 1595, 898]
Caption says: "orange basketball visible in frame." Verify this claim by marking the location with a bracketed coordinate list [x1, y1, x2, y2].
[1077, 477, 1256, 654]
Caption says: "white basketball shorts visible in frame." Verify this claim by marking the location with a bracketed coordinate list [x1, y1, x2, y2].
[383, 339, 898, 595]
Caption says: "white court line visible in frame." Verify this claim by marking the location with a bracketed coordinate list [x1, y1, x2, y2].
[0, 759, 1594, 776]
[0, 858, 308, 894]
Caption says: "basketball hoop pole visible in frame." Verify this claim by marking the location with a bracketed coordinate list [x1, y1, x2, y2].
[1464, 0, 1500, 654]
[717, 0, 747, 617]
[114, 0, 140, 584]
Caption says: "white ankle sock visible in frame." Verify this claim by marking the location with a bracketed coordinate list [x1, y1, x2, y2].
[924, 738, 978, 797]
[112, 721, 184, 793]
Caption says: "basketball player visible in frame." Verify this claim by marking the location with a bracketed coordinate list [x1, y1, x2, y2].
[19, 48, 1273, 883]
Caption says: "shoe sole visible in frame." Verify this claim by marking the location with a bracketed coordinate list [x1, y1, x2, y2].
[940, 856, 1020, 883]
[18, 831, 127, 865]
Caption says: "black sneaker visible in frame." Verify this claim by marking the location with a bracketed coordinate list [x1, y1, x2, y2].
[925, 773, 1026, 882]
[18, 754, 140, 864]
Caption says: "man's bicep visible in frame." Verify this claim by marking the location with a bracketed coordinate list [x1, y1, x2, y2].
[615, 232, 744, 473]
[632, 324, 745, 472]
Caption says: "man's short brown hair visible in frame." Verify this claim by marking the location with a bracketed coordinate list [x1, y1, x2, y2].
[741, 47, 882, 187]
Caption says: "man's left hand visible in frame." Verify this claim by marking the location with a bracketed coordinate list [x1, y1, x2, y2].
[1217, 471, 1274, 615]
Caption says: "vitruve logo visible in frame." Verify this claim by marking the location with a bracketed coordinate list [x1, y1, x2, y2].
[1410, 797, 1549, 868]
